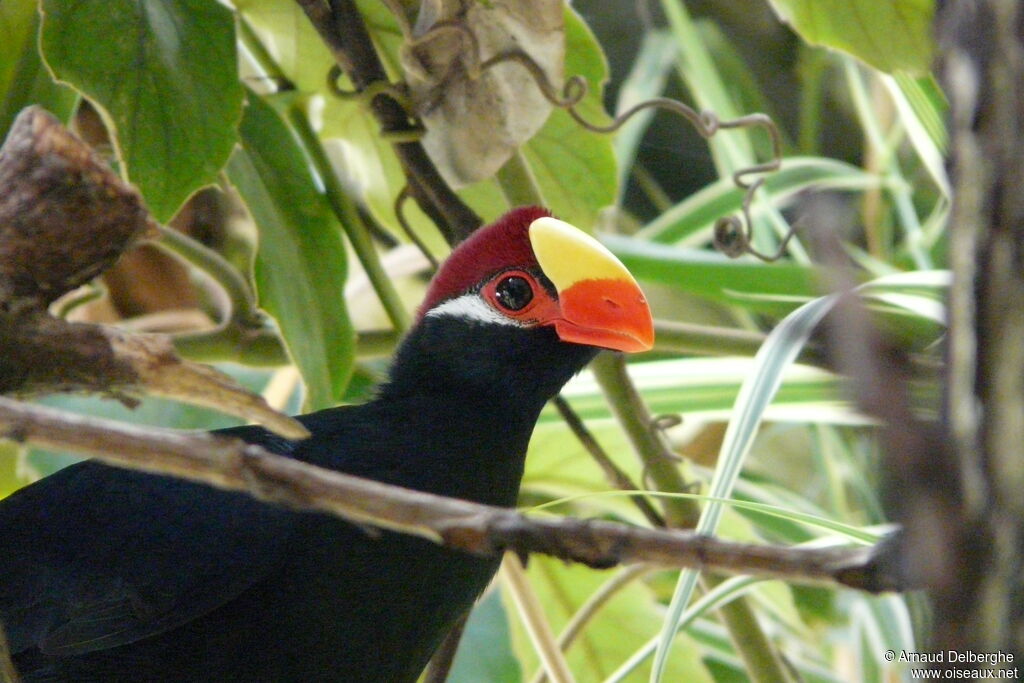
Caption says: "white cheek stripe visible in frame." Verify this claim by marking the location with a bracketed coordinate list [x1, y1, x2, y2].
[425, 293, 524, 327]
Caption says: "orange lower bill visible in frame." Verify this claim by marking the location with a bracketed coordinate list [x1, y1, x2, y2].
[553, 278, 654, 353]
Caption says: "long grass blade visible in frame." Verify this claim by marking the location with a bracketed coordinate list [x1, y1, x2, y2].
[650, 294, 838, 681]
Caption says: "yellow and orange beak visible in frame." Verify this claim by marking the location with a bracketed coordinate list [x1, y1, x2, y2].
[528, 217, 654, 353]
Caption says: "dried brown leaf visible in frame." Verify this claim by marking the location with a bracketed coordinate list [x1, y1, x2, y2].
[403, 0, 564, 187]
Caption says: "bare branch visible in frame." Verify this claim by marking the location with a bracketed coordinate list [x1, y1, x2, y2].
[0, 396, 903, 593]
[422, 610, 468, 683]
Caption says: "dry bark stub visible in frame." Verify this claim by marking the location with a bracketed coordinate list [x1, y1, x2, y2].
[0, 106, 157, 311]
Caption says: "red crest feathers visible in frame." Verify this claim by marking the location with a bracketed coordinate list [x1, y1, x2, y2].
[417, 206, 552, 318]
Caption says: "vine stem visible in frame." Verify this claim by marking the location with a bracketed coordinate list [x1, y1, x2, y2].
[287, 107, 411, 333]
[294, 0, 482, 242]
[501, 555, 576, 683]
[529, 564, 655, 683]
[155, 225, 257, 324]
[591, 353, 700, 528]
[236, 16, 412, 334]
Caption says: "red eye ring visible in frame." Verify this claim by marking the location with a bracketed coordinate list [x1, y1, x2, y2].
[482, 270, 540, 314]
[481, 270, 563, 325]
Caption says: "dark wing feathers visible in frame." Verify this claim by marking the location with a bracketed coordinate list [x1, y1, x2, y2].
[0, 422, 302, 656]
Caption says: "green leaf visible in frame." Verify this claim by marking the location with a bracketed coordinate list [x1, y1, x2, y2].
[40, 0, 245, 221]
[0, 0, 76, 134]
[652, 295, 839, 681]
[228, 93, 355, 410]
[449, 589, 522, 683]
[0, 0, 36, 104]
[519, 5, 617, 229]
[766, 0, 935, 74]
[639, 157, 881, 244]
[603, 235, 820, 312]
[613, 31, 676, 191]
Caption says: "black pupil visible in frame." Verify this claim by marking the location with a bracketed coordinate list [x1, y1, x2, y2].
[495, 276, 533, 311]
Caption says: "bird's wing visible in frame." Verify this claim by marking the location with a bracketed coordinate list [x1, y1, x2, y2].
[0, 424, 300, 657]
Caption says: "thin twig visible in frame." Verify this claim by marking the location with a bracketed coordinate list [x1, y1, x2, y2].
[530, 565, 655, 683]
[0, 396, 905, 592]
[155, 225, 257, 325]
[422, 610, 469, 683]
[501, 555, 576, 683]
[285, 108, 411, 333]
[395, 186, 440, 270]
[552, 396, 665, 528]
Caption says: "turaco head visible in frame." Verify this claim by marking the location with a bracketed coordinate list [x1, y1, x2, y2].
[385, 206, 654, 407]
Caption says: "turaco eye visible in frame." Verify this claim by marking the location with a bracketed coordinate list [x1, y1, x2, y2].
[494, 275, 534, 311]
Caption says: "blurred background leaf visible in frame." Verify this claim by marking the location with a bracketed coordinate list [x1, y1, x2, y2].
[766, 0, 935, 74]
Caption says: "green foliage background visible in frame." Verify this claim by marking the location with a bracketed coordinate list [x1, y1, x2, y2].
[0, 0, 944, 681]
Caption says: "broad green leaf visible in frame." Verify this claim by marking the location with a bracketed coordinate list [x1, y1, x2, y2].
[0, 0, 36, 98]
[40, 0, 244, 221]
[228, 93, 355, 410]
[0, 0, 76, 134]
[519, 5, 617, 229]
[766, 0, 935, 74]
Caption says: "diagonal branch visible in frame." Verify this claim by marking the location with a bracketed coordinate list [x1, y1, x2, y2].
[294, 0, 482, 243]
[0, 395, 904, 593]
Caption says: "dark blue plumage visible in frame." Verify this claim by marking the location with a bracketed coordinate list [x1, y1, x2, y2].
[2, 317, 596, 682]
[0, 207, 652, 681]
